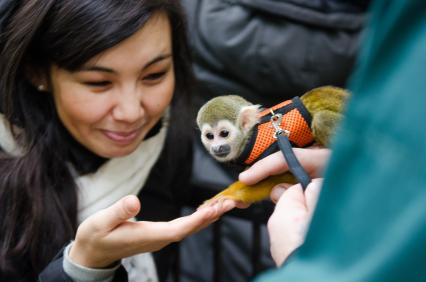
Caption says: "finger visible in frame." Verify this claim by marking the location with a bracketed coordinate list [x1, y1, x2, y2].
[219, 199, 250, 210]
[270, 185, 287, 203]
[239, 152, 288, 185]
[89, 195, 141, 232]
[305, 178, 323, 213]
[275, 184, 305, 210]
[166, 207, 217, 240]
[295, 148, 330, 178]
[211, 199, 249, 214]
[234, 201, 251, 209]
[219, 199, 237, 211]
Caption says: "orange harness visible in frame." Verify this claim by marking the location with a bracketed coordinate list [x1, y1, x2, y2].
[236, 97, 314, 166]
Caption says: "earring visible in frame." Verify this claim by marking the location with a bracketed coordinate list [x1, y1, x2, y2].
[37, 84, 46, 91]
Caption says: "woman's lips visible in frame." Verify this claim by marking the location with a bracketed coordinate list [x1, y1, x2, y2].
[102, 128, 142, 145]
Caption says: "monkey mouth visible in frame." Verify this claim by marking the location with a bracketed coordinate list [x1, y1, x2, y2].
[211, 144, 231, 159]
[214, 151, 230, 158]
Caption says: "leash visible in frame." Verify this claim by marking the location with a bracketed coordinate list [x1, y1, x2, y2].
[270, 110, 311, 190]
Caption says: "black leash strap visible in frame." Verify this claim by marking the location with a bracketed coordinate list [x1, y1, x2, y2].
[270, 112, 311, 190]
[276, 133, 311, 190]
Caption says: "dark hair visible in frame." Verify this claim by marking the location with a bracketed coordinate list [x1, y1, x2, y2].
[0, 0, 193, 279]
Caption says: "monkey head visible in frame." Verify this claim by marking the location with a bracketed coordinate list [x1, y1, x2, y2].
[196, 95, 260, 162]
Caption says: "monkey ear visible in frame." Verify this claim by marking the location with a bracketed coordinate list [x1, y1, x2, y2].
[237, 105, 261, 133]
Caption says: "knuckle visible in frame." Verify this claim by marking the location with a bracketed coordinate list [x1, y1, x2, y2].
[267, 216, 276, 232]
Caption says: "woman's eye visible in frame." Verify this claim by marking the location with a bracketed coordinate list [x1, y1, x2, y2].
[84, 81, 111, 87]
[144, 72, 166, 81]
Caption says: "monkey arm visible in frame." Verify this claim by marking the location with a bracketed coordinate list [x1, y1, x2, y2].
[202, 173, 297, 206]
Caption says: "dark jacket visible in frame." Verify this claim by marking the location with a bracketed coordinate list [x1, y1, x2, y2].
[183, 0, 368, 108]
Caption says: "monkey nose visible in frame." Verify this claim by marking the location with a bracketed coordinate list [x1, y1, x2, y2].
[212, 145, 231, 157]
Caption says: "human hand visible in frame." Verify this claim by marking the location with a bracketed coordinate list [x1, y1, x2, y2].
[267, 179, 323, 266]
[69, 195, 233, 268]
[239, 147, 330, 185]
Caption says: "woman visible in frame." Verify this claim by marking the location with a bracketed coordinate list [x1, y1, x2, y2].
[0, 1, 231, 281]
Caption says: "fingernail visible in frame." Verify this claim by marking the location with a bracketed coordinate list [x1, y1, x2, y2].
[125, 196, 141, 215]
[224, 200, 236, 210]
[271, 186, 285, 202]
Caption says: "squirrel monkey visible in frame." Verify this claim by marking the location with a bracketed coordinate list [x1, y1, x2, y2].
[196, 86, 349, 206]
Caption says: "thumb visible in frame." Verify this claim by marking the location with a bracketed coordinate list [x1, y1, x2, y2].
[90, 195, 141, 232]
[274, 184, 305, 210]
[270, 184, 288, 204]
[304, 178, 323, 214]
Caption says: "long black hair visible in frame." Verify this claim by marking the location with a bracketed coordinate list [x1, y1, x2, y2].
[0, 0, 193, 279]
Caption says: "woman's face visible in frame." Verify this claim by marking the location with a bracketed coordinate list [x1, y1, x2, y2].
[49, 12, 174, 158]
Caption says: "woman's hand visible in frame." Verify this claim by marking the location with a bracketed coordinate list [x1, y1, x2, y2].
[268, 179, 323, 266]
[239, 147, 330, 185]
[69, 195, 233, 268]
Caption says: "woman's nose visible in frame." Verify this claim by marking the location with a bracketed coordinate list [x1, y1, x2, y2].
[112, 88, 144, 123]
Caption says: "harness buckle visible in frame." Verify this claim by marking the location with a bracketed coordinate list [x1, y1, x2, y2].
[270, 110, 289, 138]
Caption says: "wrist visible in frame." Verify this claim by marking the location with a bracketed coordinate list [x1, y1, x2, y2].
[69, 239, 112, 268]
[64, 242, 120, 281]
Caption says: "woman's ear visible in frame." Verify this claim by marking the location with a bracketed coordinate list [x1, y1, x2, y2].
[25, 65, 50, 92]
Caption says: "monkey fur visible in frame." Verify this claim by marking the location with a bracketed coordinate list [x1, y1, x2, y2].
[196, 86, 349, 205]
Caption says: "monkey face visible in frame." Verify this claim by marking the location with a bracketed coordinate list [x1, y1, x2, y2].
[200, 120, 244, 162]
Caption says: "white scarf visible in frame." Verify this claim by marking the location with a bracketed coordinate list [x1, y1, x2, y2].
[0, 113, 167, 282]
[75, 121, 167, 224]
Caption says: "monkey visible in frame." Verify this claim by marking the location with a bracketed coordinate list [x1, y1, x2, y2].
[197, 95, 261, 163]
[196, 86, 349, 206]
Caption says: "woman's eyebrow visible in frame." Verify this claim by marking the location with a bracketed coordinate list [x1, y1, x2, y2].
[143, 53, 172, 69]
[76, 65, 116, 73]
[76, 53, 172, 74]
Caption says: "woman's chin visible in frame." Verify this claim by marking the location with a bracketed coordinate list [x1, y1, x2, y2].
[93, 141, 141, 159]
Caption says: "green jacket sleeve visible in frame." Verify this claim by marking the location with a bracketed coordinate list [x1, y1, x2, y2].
[257, 1, 426, 281]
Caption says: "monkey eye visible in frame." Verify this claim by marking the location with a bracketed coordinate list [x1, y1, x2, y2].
[219, 130, 229, 138]
[205, 132, 214, 140]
